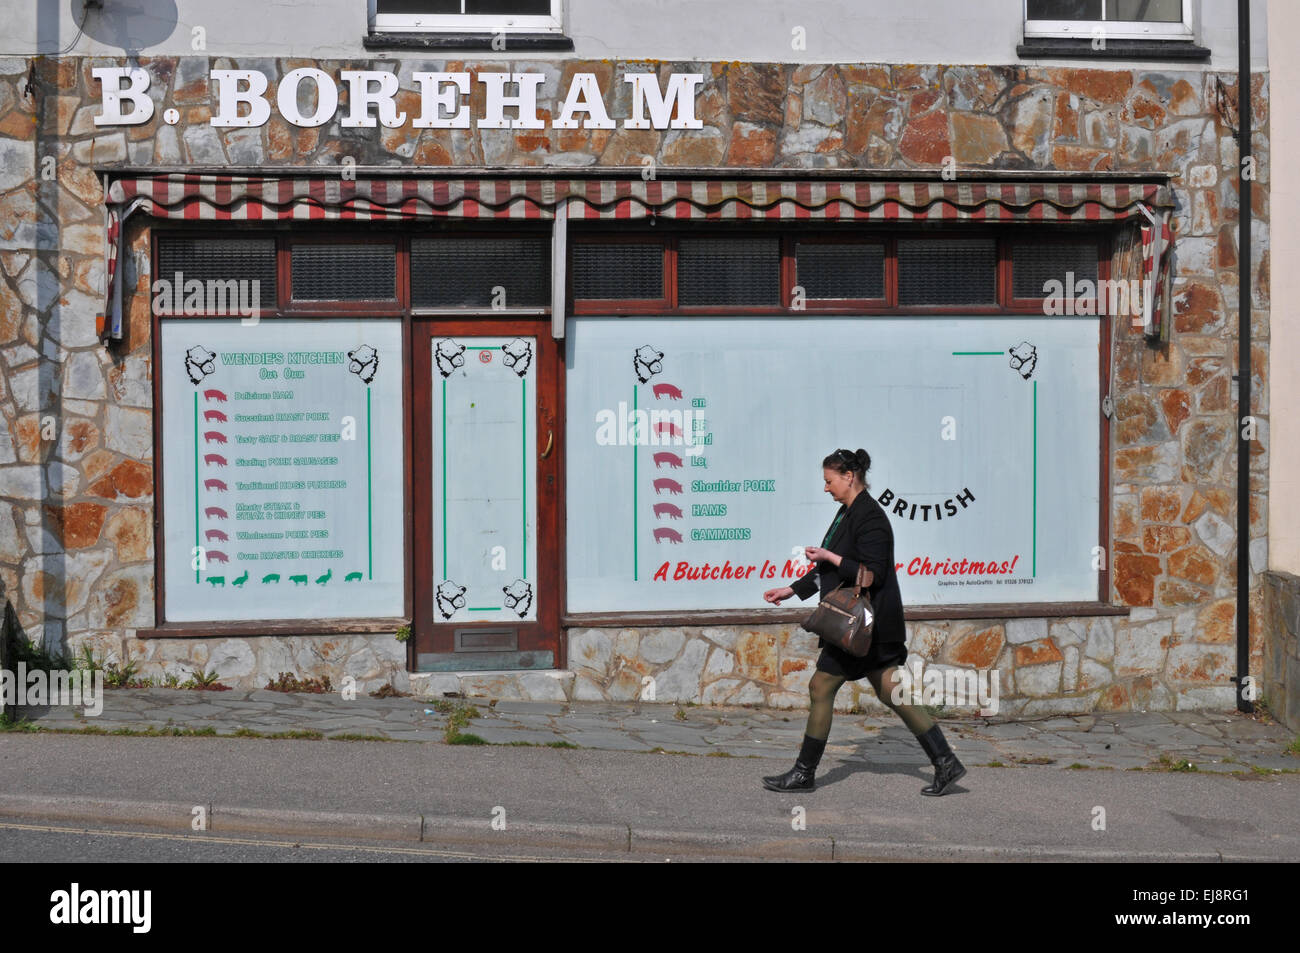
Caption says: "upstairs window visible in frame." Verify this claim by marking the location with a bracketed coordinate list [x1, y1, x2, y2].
[1024, 0, 1193, 40]
[371, 0, 564, 34]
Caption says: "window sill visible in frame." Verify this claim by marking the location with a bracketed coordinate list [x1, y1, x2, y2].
[137, 618, 410, 639]
[363, 31, 574, 51]
[561, 602, 1130, 629]
[1017, 37, 1210, 61]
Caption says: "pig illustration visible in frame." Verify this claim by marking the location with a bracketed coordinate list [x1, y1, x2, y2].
[203, 389, 228, 403]
[203, 431, 227, 445]
[204, 453, 227, 468]
[204, 529, 229, 543]
[204, 506, 228, 520]
[653, 527, 684, 544]
[653, 382, 683, 401]
[206, 550, 229, 564]
[653, 478, 683, 495]
[203, 479, 228, 492]
[203, 410, 228, 423]
[653, 502, 683, 520]
[653, 451, 683, 469]
[653, 421, 683, 438]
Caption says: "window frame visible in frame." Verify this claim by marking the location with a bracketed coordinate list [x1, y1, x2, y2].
[1023, 0, 1194, 40]
[369, 0, 565, 35]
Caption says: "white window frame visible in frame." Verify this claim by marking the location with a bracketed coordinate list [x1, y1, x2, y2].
[1024, 0, 1194, 40]
[370, 0, 564, 34]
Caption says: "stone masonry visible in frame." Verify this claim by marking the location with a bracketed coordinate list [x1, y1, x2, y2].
[0, 57, 1271, 710]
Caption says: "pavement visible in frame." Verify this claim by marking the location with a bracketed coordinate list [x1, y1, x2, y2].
[2, 688, 1298, 860]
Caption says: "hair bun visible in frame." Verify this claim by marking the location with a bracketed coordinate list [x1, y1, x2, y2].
[855, 448, 871, 472]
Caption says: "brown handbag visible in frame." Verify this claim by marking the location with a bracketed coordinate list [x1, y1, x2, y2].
[802, 564, 875, 656]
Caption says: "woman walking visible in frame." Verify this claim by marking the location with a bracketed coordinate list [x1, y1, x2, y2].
[761, 448, 966, 796]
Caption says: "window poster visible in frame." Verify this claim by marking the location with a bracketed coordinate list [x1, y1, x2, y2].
[160, 319, 404, 622]
[565, 316, 1101, 612]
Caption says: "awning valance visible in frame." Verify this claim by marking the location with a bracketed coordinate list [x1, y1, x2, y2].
[102, 173, 1175, 337]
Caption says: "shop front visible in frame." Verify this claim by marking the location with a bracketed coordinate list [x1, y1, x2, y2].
[2, 52, 1269, 715]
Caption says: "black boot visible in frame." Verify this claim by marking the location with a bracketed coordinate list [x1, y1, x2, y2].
[916, 725, 967, 796]
[762, 734, 826, 792]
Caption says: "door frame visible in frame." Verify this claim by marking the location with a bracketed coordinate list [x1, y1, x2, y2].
[410, 317, 564, 668]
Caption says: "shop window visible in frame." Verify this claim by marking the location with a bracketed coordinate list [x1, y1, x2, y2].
[371, 0, 563, 33]
[572, 241, 666, 302]
[155, 236, 277, 315]
[794, 240, 886, 303]
[677, 237, 781, 307]
[411, 236, 549, 309]
[1011, 240, 1101, 302]
[1024, 0, 1192, 38]
[897, 237, 997, 306]
[291, 241, 397, 302]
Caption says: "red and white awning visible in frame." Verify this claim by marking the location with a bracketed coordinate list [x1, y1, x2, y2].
[102, 173, 1175, 337]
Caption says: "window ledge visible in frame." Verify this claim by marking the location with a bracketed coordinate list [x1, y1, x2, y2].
[1017, 37, 1210, 61]
[363, 31, 574, 51]
[562, 602, 1130, 629]
[137, 618, 410, 639]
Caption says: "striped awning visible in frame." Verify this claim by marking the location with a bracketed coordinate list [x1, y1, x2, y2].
[102, 173, 1175, 337]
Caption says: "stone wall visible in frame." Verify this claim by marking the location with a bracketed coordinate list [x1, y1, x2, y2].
[0, 55, 1271, 707]
[1262, 571, 1300, 731]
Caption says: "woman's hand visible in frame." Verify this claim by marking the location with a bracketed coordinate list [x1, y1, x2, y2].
[803, 546, 841, 566]
[763, 586, 795, 605]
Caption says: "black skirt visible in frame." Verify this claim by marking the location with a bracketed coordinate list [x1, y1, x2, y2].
[815, 636, 908, 682]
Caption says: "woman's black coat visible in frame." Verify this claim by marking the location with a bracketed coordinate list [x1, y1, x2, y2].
[789, 488, 907, 644]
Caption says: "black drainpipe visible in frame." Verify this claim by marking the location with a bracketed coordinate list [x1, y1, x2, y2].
[1235, 0, 1253, 714]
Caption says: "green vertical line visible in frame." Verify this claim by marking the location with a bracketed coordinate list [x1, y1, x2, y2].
[633, 385, 638, 581]
[1033, 379, 1037, 577]
[367, 387, 373, 580]
[522, 376, 527, 580]
[441, 376, 447, 573]
[193, 391, 199, 584]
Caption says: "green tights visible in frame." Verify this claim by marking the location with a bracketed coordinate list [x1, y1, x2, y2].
[805, 667, 935, 741]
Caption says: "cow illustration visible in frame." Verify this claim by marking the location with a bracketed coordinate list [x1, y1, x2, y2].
[436, 580, 467, 620]
[203, 431, 227, 445]
[501, 338, 533, 378]
[347, 344, 380, 385]
[206, 550, 229, 564]
[434, 339, 466, 378]
[653, 382, 683, 401]
[262, 573, 281, 584]
[344, 571, 363, 582]
[315, 568, 333, 585]
[502, 579, 533, 618]
[204, 453, 227, 468]
[232, 570, 250, 587]
[203, 479, 228, 492]
[202, 388, 228, 403]
[653, 478, 683, 495]
[1008, 341, 1038, 380]
[653, 502, 683, 520]
[206, 576, 225, 587]
[653, 451, 683, 469]
[204, 529, 229, 543]
[654, 421, 683, 438]
[653, 527, 684, 544]
[289, 574, 308, 586]
[203, 409, 228, 424]
[204, 506, 228, 520]
[634, 345, 664, 383]
[185, 346, 216, 385]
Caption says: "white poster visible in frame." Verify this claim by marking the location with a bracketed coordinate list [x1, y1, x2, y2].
[565, 317, 1100, 612]
[160, 319, 404, 621]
